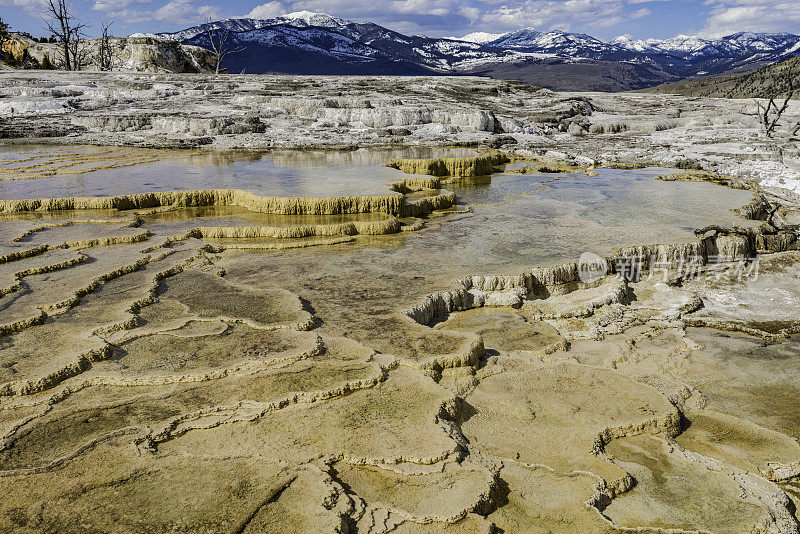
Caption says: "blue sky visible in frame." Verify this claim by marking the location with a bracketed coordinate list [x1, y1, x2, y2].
[2, 0, 799, 40]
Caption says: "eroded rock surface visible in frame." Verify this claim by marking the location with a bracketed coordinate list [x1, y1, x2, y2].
[0, 73, 799, 532]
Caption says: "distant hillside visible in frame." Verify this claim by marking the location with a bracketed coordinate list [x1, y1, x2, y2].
[642, 55, 799, 98]
[462, 57, 674, 92]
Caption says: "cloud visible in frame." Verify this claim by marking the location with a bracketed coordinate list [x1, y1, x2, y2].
[478, 0, 633, 32]
[92, 0, 143, 10]
[459, 5, 480, 21]
[284, 0, 475, 33]
[98, 0, 220, 24]
[246, 1, 285, 18]
[69, 0, 674, 38]
[0, 0, 47, 16]
[388, 0, 460, 16]
[226, 0, 669, 37]
[700, 0, 800, 37]
[153, 0, 218, 22]
[63, 0, 800, 42]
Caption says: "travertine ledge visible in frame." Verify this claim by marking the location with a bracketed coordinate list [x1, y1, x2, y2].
[388, 153, 510, 177]
[0, 187, 456, 219]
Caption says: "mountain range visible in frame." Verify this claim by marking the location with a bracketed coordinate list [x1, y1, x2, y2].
[642, 53, 799, 99]
[137, 11, 800, 91]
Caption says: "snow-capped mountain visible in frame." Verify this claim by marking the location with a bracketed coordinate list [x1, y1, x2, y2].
[149, 12, 375, 42]
[146, 13, 800, 91]
[487, 29, 609, 54]
[612, 32, 800, 59]
[482, 28, 641, 63]
[610, 31, 800, 76]
[612, 34, 712, 55]
[455, 32, 506, 44]
[172, 12, 534, 76]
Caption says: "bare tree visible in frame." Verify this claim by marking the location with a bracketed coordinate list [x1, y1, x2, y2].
[68, 29, 89, 70]
[43, 0, 88, 71]
[98, 21, 114, 71]
[754, 76, 794, 138]
[205, 18, 243, 75]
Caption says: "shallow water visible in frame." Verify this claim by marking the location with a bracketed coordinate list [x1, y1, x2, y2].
[0, 145, 477, 200]
[198, 166, 754, 343]
[0, 146, 756, 275]
[408, 167, 756, 272]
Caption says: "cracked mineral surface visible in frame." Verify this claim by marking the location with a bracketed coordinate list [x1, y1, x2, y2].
[0, 73, 799, 533]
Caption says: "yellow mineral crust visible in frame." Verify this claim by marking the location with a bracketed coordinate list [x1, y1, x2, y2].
[218, 235, 358, 249]
[0, 249, 87, 298]
[190, 216, 402, 239]
[0, 441, 298, 531]
[158, 367, 462, 466]
[0, 187, 457, 219]
[342, 314, 484, 373]
[388, 153, 510, 177]
[0, 249, 205, 396]
[1, 151, 799, 533]
[335, 459, 496, 526]
[460, 361, 680, 473]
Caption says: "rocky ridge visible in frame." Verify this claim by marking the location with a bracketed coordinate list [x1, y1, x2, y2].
[1, 34, 216, 73]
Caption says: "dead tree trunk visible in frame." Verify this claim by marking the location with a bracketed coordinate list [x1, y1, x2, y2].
[754, 77, 794, 138]
[44, 0, 86, 71]
[205, 18, 243, 75]
[99, 22, 113, 71]
[67, 28, 89, 70]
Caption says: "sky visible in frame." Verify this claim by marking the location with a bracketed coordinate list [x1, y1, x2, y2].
[1, 0, 799, 41]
